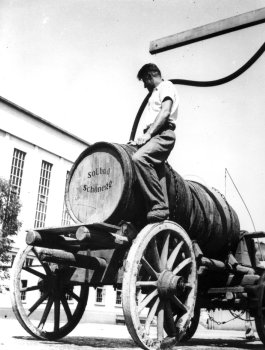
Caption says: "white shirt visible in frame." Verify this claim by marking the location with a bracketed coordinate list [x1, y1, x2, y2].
[141, 80, 179, 131]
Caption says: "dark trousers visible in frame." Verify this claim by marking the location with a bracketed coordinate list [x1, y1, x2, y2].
[132, 128, 176, 216]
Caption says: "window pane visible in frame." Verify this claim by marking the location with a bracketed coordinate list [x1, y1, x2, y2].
[116, 289, 122, 305]
[21, 280, 28, 301]
[34, 161, 53, 228]
[9, 148, 26, 197]
[95, 287, 105, 304]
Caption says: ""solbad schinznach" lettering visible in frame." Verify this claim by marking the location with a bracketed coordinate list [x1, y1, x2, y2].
[83, 180, 112, 193]
[87, 167, 110, 178]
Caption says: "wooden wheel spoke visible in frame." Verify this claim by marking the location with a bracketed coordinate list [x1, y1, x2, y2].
[164, 301, 177, 336]
[149, 239, 162, 272]
[27, 291, 49, 316]
[32, 247, 40, 260]
[141, 257, 158, 279]
[61, 295, 72, 321]
[173, 257, 192, 275]
[145, 297, 159, 334]
[161, 232, 170, 269]
[54, 298, 60, 332]
[136, 281, 158, 287]
[20, 285, 40, 292]
[171, 295, 188, 312]
[138, 289, 158, 313]
[157, 301, 165, 341]
[38, 296, 54, 330]
[67, 289, 81, 302]
[167, 241, 184, 270]
[22, 266, 46, 280]
[32, 248, 52, 276]
[42, 262, 53, 276]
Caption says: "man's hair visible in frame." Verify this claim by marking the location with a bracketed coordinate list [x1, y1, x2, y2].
[137, 63, 161, 81]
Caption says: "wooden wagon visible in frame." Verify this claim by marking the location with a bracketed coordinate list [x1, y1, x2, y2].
[10, 141, 265, 350]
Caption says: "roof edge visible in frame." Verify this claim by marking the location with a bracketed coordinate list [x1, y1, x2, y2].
[0, 95, 90, 146]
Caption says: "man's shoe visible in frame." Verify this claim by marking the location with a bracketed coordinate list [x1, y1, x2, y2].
[161, 336, 176, 349]
[147, 210, 169, 223]
[245, 328, 256, 341]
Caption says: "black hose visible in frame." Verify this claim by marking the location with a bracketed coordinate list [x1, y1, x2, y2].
[129, 92, 151, 141]
[130, 42, 265, 140]
[170, 41, 265, 87]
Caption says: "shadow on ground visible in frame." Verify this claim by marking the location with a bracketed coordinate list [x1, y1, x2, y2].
[13, 335, 264, 350]
[13, 336, 138, 349]
[186, 337, 264, 350]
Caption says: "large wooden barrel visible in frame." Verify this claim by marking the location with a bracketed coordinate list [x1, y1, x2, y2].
[66, 141, 240, 259]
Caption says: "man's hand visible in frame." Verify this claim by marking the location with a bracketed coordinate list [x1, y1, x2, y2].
[128, 140, 137, 146]
[135, 132, 151, 146]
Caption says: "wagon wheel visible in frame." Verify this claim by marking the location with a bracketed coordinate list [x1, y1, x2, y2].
[10, 244, 89, 340]
[180, 301, 200, 342]
[122, 221, 197, 350]
[254, 271, 265, 345]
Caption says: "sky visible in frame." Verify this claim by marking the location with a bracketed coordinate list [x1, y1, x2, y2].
[0, 0, 265, 231]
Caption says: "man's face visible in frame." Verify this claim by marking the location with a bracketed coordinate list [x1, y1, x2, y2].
[142, 75, 155, 92]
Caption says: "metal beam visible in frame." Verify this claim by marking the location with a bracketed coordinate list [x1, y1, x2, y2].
[150, 7, 265, 54]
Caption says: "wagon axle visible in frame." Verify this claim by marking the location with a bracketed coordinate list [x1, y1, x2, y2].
[157, 270, 186, 298]
[37, 267, 71, 298]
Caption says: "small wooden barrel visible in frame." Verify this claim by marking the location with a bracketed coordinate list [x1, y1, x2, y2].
[65, 142, 140, 224]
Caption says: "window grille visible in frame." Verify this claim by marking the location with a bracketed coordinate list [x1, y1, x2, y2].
[95, 287, 105, 304]
[34, 161, 52, 228]
[66, 286, 73, 301]
[21, 280, 27, 301]
[9, 148, 26, 196]
[25, 258, 33, 267]
[61, 171, 71, 226]
[116, 289, 122, 305]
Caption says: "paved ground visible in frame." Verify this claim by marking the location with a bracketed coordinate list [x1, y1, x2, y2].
[0, 319, 264, 350]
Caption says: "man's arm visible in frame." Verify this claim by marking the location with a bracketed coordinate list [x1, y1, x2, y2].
[136, 98, 173, 146]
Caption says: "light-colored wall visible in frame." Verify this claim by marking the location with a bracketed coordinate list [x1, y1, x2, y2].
[0, 98, 88, 162]
[0, 98, 89, 245]
[0, 132, 68, 242]
[83, 286, 124, 323]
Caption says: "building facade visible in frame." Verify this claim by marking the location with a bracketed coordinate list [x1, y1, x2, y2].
[0, 96, 123, 323]
[0, 96, 88, 237]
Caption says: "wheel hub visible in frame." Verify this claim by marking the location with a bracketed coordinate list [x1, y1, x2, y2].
[157, 270, 184, 298]
[38, 269, 67, 297]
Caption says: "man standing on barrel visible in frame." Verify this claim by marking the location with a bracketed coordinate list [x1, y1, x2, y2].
[131, 63, 179, 223]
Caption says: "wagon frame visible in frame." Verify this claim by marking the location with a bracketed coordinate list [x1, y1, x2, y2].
[10, 213, 265, 349]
